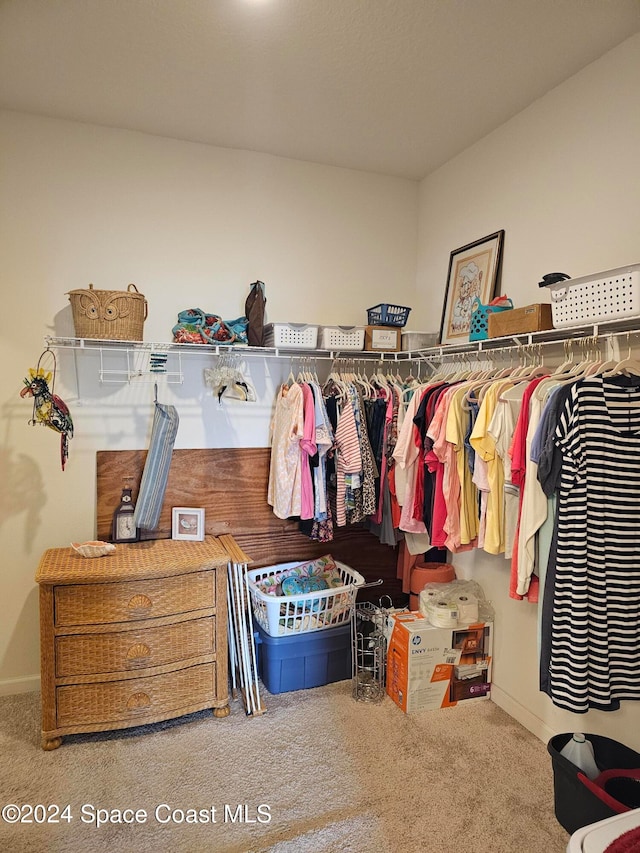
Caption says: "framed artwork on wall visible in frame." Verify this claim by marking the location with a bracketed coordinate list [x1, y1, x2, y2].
[439, 230, 505, 345]
[172, 507, 205, 541]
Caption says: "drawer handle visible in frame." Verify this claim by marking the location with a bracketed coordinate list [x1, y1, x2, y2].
[127, 594, 152, 610]
[126, 692, 151, 711]
[126, 643, 151, 661]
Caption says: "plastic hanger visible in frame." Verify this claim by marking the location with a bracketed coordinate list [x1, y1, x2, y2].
[601, 335, 640, 378]
[589, 335, 618, 377]
[323, 360, 348, 400]
[551, 340, 579, 377]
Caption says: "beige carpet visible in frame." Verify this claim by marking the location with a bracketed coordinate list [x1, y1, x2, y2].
[0, 683, 569, 852]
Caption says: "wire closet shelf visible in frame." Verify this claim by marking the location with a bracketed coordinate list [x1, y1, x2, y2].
[43, 318, 640, 390]
[46, 315, 640, 361]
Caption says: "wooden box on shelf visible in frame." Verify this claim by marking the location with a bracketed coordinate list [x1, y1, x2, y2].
[488, 303, 553, 338]
[35, 536, 232, 750]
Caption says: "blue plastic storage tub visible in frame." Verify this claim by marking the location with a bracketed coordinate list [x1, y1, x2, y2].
[254, 621, 352, 694]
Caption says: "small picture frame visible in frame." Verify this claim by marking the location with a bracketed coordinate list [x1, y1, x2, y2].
[439, 230, 505, 345]
[172, 507, 205, 541]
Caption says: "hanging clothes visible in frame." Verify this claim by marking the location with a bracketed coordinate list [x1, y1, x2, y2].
[447, 383, 480, 548]
[267, 382, 304, 519]
[346, 385, 378, 523]
[488, 381, 527, 559]
[299, 383, 318, 521]
[507, 375, 549, 601]
[309, 382, 334, 522]
[540, 375, 640, 713]
[470, 382, 505, 555]
[394, 386, 429, 536]
[333, 393, 363, 527]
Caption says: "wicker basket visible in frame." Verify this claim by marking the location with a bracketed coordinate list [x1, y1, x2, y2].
[67, 283, 148, 341]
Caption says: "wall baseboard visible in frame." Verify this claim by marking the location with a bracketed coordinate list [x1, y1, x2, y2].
[0, 675, 40, 696]
[491, 684, 554, 745]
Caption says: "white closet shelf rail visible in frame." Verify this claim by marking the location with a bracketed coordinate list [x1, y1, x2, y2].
[45, 315, 640, 373]
[44, 335, 414, 363]
[403, 316, 640, 360]
[43, 335, 415, 393]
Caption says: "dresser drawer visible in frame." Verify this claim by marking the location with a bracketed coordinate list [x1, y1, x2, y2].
[55, 616, 215, 677]
[54, 571, 215, 626]
[56, 663, 216, 727]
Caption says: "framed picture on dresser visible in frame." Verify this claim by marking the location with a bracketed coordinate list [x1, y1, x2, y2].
[172, 507, 205, 541]
[439, 230, 505, 345]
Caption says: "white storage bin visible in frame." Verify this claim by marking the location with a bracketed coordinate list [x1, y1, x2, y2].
[264, 322, 318, 349]
[401, 331, 439, 351]
[247, 560, 365, 637]
[318, 325, 365, 350]
[543, 264, 640, 328]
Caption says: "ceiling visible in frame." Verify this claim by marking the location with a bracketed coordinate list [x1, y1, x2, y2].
[1, 0, 639, 180]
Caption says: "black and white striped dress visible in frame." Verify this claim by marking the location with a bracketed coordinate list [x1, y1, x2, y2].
[543, 375, 640, 713]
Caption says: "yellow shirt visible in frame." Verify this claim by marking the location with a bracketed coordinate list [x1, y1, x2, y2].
[470, 382, 505, 555]
[446, 384, 479, 547]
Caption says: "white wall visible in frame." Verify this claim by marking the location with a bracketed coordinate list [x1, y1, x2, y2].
[0, 111, 418, 692]
[417, 32, 640, 750]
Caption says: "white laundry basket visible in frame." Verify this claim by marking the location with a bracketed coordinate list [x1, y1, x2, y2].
[247, 560, 365, 637]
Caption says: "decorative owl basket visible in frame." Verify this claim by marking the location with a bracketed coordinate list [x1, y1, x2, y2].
[67, 283, 148, 341]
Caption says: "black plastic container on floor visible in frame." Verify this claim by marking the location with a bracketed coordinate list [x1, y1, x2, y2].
[547, 733, 640, 834]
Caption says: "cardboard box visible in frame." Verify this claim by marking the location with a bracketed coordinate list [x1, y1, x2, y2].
[386, 612, 493, 713]
[365, 325, 401, 352]
[488, 303, 553, 338]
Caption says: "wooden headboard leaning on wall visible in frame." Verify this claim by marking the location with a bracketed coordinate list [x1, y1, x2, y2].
[96, 448, 402, 604]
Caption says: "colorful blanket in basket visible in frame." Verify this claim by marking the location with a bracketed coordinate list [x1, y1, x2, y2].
[255, 555, 338, 596]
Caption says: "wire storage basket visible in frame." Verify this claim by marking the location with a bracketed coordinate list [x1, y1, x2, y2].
[352, 601, 387, 703]
[246, 560, 365, 637]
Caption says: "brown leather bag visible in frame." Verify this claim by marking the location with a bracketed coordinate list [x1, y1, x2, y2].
[245, 280, 267, 347]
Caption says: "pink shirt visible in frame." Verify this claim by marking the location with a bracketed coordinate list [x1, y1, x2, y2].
[299, 383, 318, 520]
[427, 389, 455, 548]
[395, 388, 428, 535]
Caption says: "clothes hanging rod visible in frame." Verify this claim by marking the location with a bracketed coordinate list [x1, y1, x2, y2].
[414, 321, 640, 360]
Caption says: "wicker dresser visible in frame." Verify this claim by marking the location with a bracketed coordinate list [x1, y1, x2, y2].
[35, 536, 231, 750]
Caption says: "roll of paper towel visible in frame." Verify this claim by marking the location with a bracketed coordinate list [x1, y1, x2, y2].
[427, 599, 459, 628]
[420, 588, 441, 608]
[455, 593, 479, 625]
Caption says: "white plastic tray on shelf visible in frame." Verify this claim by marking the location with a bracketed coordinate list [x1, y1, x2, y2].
[544, 264, 640, 328]
[318, 325, 365, 350]
[264, 323, 318, 349]
[246, 560, 365, 637]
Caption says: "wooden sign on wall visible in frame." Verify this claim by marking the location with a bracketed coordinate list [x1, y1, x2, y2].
[96, 448, 402, 603]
